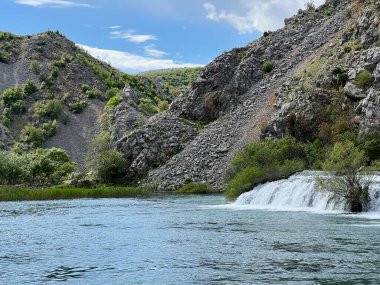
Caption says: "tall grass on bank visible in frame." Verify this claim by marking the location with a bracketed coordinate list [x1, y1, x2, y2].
[0, 186, 151, 201]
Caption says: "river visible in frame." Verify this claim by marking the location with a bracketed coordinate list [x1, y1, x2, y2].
[1, 190, 379, 284]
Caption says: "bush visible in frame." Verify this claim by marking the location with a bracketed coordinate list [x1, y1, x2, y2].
[69, 101, 88, 113]
[138, 98, 158, 115]
[158, 100, 169, 112]
[105, 88, 121, 100]
[0, 51, 11, 63]
[42, 120, 58, 137]
[34, 99, 63, 119]
[85, 133, 127, 183]
[316, 141, 370, 212]
[225, 138, 308, 199]
[24, 80, 38, 95]
[86, 88, 100, 99]
[80, 84, 91, 92]
[50, 66, 59, 78]
[104, 95, 122, 111]
[355, 70, 374, 88]
[352, 44, 363, 51]
[262, 61, 274, 73]
[343, 45, 352, 53]
[30, 60, 41, 74]
[0, 32, 15, 41]
[1, 86, 26, 114]
[21, 125, 46, 147]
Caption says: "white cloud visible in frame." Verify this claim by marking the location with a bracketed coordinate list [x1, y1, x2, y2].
[144, 45, 168, 58]
[204, 0, 325, 34]
[15, 0, 93, 8]
[110, 30, 157, 44]
[77, 44, 203, 72]
[108, 25, 121, 29]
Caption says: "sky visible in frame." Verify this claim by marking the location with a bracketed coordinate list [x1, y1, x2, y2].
[1, 0, 325, 74]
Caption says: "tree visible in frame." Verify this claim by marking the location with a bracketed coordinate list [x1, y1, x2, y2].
[316, 141, 371, 212]
[85, 133, 127, 183]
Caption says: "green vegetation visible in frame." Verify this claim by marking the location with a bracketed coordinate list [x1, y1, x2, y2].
[143, 67, 203, 95]
[0, 185, 150, 201]
[0, 32, 15, 41]
[105, 87, 121, 100]
[1, 85, 26, 114]
[69, 100, 87, 113]
[262, 61, 274, 73]
[176, 183, 214, 194]
[355, 70, 375, 88]
[85, 133, 127, 184]
[34, 99, 63, 119]
[138, 98, 159, 115]
[158, 100, 169, 112]
[316, 141, 371, 212]
[226, 138, 308, 200]
[104, 94, 122, 111]
[0, 148, 75, 185]
[30, 60, 41, 74]
[21, 125, 47, 147]
[352, 44, 363, 51]
[24, 80, 39, 95]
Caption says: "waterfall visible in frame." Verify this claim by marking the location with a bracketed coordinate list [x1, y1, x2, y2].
[235, 171, 380, 212]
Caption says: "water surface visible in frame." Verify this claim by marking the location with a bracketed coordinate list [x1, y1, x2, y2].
[0, 195, 379, 284]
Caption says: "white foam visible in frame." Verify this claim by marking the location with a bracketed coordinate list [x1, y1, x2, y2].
[231, 171, 380, 214]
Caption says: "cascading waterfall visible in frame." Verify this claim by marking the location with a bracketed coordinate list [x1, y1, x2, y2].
[235, 171, 380, 212]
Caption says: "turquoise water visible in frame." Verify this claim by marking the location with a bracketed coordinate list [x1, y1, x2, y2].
[0, 195, 379, 284]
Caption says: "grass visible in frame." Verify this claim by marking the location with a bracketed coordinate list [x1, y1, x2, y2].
[0, 186, 151, 201]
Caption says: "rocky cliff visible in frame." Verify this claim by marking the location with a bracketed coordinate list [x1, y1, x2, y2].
[118, 0, 365, 190]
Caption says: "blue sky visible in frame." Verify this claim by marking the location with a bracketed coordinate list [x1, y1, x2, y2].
[1, 0, 324, 73]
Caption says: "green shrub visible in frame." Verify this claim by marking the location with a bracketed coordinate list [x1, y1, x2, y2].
[355, 70, 374, 88]
[262, 61, 274, 73]
[176, 183, 214, 194]
[138, 98, 158, 115]
[21, 125, 46, 147]
[42, 120, 58, 137]
[226, 167, 262, 200]
[85, 133, 127, 183]
[1, 108, 11, 124]
[158, 100, 169, 112]
[0, 32, 15, 41]
[343, 45, 352, 53]
[80, 84, 91, 92]
[352, 44, 363, 51]
[1, 86, 26, 114]
[24, 80, 38, 95]
[0, 51, 11, 63]
[226, 137, 308, 200]
[34, 99, 63, 118]
[50, 66, 59, 78]
[104, 95, 122, 111]
[344, 8, 352, 18]
[69, 101, 88, 113]
[86, 88, 100, 99]
[105, 87, 121, 100]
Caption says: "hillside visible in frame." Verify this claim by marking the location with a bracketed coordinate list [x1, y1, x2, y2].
[1, 0, 379, 190]
[0, 31, 171, 169]
[116, 0, 380, 190]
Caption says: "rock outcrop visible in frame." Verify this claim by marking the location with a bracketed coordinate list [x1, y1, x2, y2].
[116, 0, 355, 189]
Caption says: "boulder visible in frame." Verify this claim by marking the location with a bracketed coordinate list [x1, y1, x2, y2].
[344, 82, 366, 100]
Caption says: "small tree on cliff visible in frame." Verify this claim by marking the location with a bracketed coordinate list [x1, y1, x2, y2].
[85, 132, 127, 184]
[316, 141, 371, 212]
